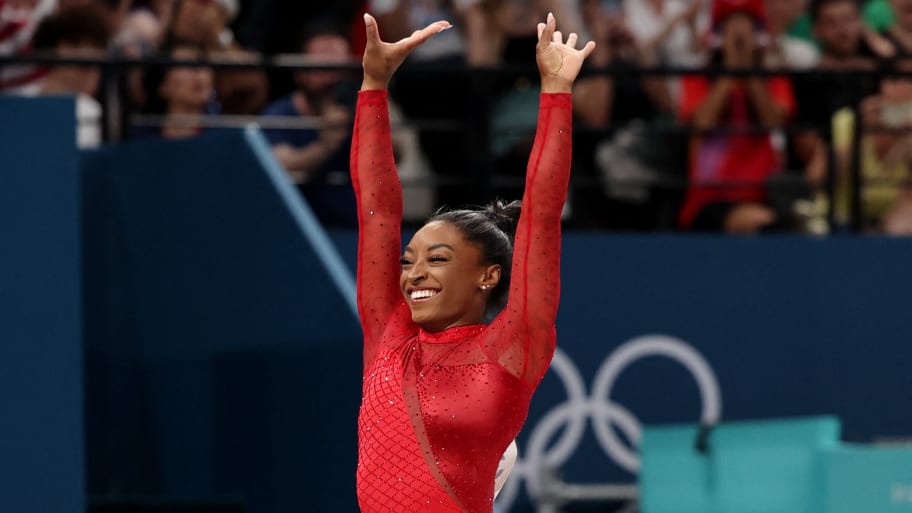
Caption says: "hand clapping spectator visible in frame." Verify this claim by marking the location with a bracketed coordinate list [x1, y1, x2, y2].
[678, 0, 796, 233]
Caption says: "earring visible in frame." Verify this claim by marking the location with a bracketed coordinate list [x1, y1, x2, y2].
[481, 284, 489, 291]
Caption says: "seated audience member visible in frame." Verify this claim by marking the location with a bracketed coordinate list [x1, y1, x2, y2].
[678, 0, 796, 233]
[831, 58, 912, 233]
[369, 0, 490, 208]
[27, 3, 111, 148]
[169, 0, 269, 115]
[0, 0, 58, 92]
[112, 0, 174, 108]
[791, 0, 893, 202]
[624, 0, 710, 106]
[765, 0, 820, 68]
[132, 38, 218, 140]
[260, 23, 357, 227]
[572, 0, 684, 229]
[882, 0, 912, 55]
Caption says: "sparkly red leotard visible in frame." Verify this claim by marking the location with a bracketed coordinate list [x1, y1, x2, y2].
[351, 90, 571, 513]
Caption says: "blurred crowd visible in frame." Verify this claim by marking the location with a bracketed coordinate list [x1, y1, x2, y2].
[3, 0, 912, 234]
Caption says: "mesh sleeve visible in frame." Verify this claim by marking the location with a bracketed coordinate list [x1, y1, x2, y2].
[350, 90, 411, 366]
[489, 93, 572, 386]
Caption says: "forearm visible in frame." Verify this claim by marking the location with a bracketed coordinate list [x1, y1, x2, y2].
[462, 3, 498, 66]
[573, 77, 613, 126]
[692, 78, 736, 128]
[280, 141, 335, 176]
[746, 78, 788, 128]
[351, 90, 404, 341]
[504, 93, 570, 382]
[351, 91, 402, 218]
[525, 93, 572, 213]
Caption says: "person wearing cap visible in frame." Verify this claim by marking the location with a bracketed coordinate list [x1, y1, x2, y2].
[677, 0, 796, 233]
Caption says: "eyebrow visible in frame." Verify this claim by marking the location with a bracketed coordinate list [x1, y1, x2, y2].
[403, 243, 455, 254]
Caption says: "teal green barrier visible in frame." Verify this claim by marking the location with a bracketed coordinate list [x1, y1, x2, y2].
[640, 416, 840, 513]
[824, 445, 912, 513]
[0, 96, 85, 513]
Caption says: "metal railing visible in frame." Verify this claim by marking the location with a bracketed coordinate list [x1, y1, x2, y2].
[2, 52, 904, 233]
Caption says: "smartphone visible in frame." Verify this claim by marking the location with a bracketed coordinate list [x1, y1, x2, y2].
[882, 100, 912, 128]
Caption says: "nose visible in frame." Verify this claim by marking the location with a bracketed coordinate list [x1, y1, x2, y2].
[407, 260, 427, 283]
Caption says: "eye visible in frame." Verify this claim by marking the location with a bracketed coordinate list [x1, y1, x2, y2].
[400, 257, 412, 267]
[429, 255, 447, 263]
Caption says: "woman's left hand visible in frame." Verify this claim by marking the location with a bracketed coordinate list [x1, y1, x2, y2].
[536, 12, 596, 93]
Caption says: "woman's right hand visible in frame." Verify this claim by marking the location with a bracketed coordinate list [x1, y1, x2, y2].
[361, 13, 452, 91]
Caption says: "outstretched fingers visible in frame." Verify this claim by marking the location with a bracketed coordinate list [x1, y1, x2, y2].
[363, 13, 381, 47]
[537, 12, 556, 49]
[401, 20, 452, 50]
[579, 40, 596, 60]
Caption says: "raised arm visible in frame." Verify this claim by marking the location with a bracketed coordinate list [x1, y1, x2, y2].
[495, 14, 594, 384]
[352, 14, 452, 360]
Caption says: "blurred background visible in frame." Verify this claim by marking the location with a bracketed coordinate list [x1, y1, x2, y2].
[2, 0, 912, 512]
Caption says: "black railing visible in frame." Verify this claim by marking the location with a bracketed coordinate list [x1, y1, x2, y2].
[3, 52, 904, 233]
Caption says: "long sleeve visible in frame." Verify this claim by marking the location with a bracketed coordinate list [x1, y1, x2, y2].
[489, 93, 572, 386]
[350, 90, 411, 366]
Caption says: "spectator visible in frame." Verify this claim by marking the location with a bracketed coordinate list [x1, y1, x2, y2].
[831, 57, 912, 232]
[260, 24, 357, 227]
[113, 0, 173, 56]
[19, 3, 110, 148]
[624, 0, 709, 106]
[572, 0, 683, 229]
[678, 0, 796, 233]
[791, 0, 893, 200]
[133, 37, 217, 139]
[0, 0, 58, 92]
[765, 0, 820, 68]
[480, 0, 587, 202]
[882, 0, 912, 54]
[369, 0, 493, 208]
[624, 0, 708, 67]
[169, 0, 269, 115]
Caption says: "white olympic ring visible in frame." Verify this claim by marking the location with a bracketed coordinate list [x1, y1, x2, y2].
[495, 334, 723, 512]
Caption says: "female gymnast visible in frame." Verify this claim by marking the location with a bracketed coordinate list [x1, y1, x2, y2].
[351, 11, 594, 513]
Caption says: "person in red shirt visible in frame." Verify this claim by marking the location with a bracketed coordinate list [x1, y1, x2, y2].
[678, 0, 796, 233]
[350, 12, 594, 513]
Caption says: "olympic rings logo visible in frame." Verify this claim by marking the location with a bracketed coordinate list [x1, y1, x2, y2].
[495, 334, 723, 512]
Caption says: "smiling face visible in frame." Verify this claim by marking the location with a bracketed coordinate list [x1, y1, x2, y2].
[400, 221, 501, 333]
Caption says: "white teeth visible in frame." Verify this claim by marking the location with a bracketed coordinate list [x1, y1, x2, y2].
[410, 289, 438, 300]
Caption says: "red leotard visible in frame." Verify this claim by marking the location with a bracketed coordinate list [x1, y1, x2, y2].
[351, 90, 571, 513]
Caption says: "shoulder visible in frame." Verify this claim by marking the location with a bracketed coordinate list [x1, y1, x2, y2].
[261, 95, 296, 116]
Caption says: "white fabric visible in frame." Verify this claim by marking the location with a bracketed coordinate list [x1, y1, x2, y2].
[624, 0, 707, 67]
[76, 93, 102, 148]
[494, 439, 518, 498]
[766, 34, 819, 69]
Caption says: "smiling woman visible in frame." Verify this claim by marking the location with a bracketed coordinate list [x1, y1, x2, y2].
[350, 11, 594, 513]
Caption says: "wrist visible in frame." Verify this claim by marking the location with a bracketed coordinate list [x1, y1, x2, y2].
[541, 78, 573, 93]
[360, 77, 389, 91]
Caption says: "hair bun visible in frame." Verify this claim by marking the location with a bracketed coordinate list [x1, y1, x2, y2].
[484, 199, 522, 237]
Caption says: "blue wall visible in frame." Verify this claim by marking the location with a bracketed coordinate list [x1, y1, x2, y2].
[0, 96, 85, 513]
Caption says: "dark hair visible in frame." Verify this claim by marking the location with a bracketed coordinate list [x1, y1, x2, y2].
[32, 4, 112, 51]
[140, 35, 208, 114]
[809, 0, 859, 22]
[297, 21, 350, 51]
[427, 199, 522, 315]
